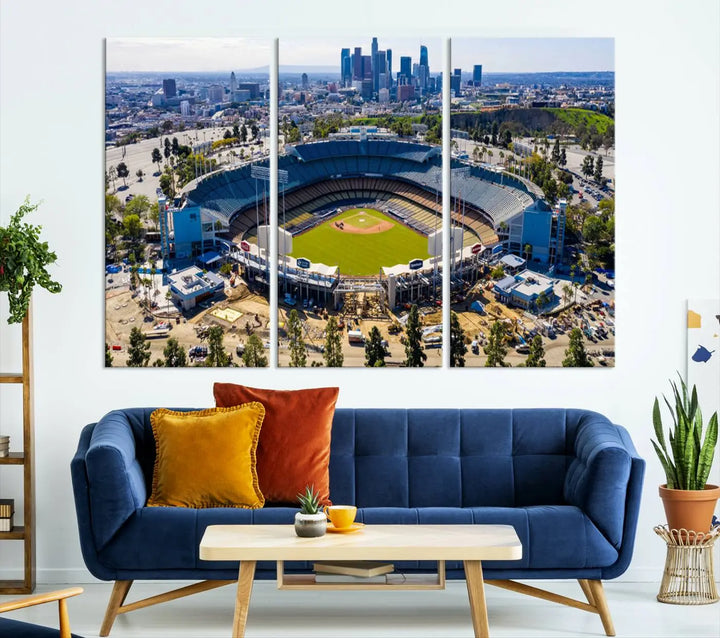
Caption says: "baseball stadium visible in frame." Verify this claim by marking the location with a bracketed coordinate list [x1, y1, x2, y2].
[180, 137, 541, 311]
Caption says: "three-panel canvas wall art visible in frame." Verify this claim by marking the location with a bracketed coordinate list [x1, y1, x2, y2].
[104, 37, 615, 368]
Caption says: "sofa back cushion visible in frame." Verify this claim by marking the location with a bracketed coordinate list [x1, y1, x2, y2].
[328, 408, 585, 508]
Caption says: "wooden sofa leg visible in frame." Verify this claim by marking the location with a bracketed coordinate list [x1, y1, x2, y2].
[100, 580, 133, 637]
[587, 580, 615, 637]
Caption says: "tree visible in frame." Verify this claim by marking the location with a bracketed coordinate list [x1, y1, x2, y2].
[205, 325, 230, 367]
[107, 165, 117, 192]
[559, 147, 567, 167]
[123, 214, 143, 239]
[483, 321, 507, 367]
[583, 215, 606, 243]
[287, 309, 307, 367]
[162, 337, 187, 367]
[242, 334, 268, 367]
[135, 169, 144, 182]
[404, 304, 427, 367]
[116, 162, 129, 188]
[551, 138, 561, 164]
[490, 264, 505, 279]
[581, 155, 594, 179]
[151, 147, 162, 173]
[323, 316, 344, 367]
[124, 194, 151, 219]
[171, 137, 180, 155]
[163, 138, 172, 163]
[105, 343, 113, 367]
[562, 328, 594, 367]
[105, 193, 121, 215]
[364, 326, 386, 367]
[240, 124, 248, 143]
[449, 311, 467, 367]
[594, 155, 604, 183]
[127, 327, 151, 367]
[526, 335, 546, 367]
[251, 123, 259, 140]
[523, 243, 532, 262]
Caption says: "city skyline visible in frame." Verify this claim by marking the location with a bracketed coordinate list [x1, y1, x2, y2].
[108, 37, 613, 74]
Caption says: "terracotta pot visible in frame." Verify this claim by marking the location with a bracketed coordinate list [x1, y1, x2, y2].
[659, 484, 720, 534]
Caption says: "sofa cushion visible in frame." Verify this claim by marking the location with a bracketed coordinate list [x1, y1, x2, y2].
[0, 618, 83, 638]
[99, 505, 617, 574]
[214, 384, 339, 505]
[147, 405, 265, 509]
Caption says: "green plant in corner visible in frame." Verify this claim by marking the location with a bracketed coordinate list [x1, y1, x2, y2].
[297, 485, 321, 515]
[0, 197, 62, 323]
[652, 374, 718, 491]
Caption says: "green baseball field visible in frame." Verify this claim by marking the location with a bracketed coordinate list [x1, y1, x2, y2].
[289, 208, 430, 276]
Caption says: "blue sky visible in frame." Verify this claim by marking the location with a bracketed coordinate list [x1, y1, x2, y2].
[106, 37, 613, 73]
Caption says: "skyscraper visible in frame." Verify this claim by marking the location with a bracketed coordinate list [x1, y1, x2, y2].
[230, 72, 237, 94]
[341, 48, 352, 87]
[163, 79, 177, 99]
[301, 73, 309, 89]
[374, 50, 386, 92]
[451, 68, 461, 96]
[352, 47, 362, 81]
[473, 64, 483, 87]
[386, 49, 392, 87]
[419, 45, 429, 91]
[400, 56, 412, 84]
[371, 37, 379, 92]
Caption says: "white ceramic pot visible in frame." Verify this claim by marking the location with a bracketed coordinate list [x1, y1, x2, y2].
[294, 512, 327, 537]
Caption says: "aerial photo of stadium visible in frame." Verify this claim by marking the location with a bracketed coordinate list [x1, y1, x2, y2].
[105, 36, 615, 368]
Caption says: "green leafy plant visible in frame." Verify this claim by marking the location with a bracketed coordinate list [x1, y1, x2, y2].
[297, 485, 321, 515]
[0, 197, 62, 323]
[652, 374, 718, 490]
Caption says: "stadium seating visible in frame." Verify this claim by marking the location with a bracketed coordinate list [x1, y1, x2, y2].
[184, 141, 533, 245]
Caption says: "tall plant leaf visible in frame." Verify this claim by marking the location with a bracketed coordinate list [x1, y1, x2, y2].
[697, 413, 718, 488]
[652, 440, 678, 488]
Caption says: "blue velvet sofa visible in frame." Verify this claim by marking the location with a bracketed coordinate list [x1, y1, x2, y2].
[71, 408, 644, 636]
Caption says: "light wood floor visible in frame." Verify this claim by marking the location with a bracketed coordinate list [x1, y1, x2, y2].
[1, 580, 718, 637]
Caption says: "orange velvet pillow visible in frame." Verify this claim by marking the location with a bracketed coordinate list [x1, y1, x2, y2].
[213, 384, 339, 505]
[147, 404, 265, 509]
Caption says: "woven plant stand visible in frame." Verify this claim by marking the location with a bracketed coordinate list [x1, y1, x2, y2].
[654, 524, 719, 605]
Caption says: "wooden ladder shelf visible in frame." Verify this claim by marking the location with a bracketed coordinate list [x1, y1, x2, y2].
[0, 304, 36, 593]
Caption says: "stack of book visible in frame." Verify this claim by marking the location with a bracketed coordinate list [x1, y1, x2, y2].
[0, 434, 9, 457]
[0, 499, 14, 532]
[313, 561, 394, 583]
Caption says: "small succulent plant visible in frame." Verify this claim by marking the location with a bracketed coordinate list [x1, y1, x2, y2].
[297, 485, 321, 515]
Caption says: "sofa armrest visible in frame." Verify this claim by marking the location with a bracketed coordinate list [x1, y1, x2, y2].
[564, 414, 634, 548]
[85, 410, 149, 550]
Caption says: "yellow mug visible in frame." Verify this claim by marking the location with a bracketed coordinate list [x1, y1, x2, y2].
[324, 505, 357, 529]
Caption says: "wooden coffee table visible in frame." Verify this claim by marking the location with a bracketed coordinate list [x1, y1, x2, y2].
[200, 524, 522, 637]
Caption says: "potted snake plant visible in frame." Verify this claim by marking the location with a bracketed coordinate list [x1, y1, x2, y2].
[294, 485, 327, 538]
[652, 375, 719, 534]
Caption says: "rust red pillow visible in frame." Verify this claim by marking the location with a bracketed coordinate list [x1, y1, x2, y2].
[213, 384, 339, 505]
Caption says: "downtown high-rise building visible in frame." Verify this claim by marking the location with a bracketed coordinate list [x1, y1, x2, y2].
[473, 64, 483, 87]
[418, 45, 429, 91]
[371, 37, 379, 92]
[352, 47, 362, 81]
[451, 68, 462, 96]
[230, 72, 237, 94]
[386, 49, 392, 87]
[162, 78, 177, 99]
[341, 48, 352, 86]
[399, 56, 412, 84]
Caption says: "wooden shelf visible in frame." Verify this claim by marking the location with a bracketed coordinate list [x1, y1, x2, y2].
[0, 306, 35, 594]
[0, 525, 25, 540]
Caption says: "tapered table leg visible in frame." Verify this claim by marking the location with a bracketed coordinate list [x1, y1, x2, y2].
[232, 561, 256, 638]
[464, 560, 490, 638]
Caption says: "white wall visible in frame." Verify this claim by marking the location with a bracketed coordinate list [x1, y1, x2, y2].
[0, 0, 718, 583]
